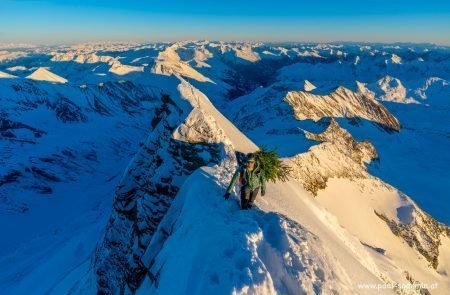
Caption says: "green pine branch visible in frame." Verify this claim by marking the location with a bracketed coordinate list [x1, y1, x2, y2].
[255, 146, 292, 183]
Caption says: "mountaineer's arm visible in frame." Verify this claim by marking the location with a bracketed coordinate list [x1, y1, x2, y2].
[224, 167, 241, 199]
[260, 173, 266, 196]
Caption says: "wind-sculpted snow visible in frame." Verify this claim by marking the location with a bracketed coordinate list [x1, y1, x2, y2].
[285, 86, 401, 130]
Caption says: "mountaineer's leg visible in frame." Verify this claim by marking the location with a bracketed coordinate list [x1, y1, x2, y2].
[247, 188, 260, 209]
[240, 186, 251, 209]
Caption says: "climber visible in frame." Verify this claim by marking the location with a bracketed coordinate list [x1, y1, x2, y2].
[224, 153, 266, 210]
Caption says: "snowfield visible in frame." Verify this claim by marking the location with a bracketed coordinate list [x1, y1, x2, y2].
[0, 41, 449, 294]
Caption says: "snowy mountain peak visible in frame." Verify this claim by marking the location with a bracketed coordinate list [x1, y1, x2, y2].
[390, 53, 402, 64]
[303, 80, 316, 92]
[374, 75, 419, 104]
[151, 45, 213, 82]
[26, 67, 68, 83]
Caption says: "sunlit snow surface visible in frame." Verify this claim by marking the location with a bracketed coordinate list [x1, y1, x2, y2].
[0, 41, 449, 294]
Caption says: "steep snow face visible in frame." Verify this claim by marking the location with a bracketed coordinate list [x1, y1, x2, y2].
[134, 118, 450, 295]
[285, 86, 401, 130]
[26, 67, 68, 83]
[0, 78, 161, 294]
[176, 45, 213, 68]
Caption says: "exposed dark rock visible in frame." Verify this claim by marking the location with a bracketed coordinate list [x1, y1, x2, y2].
[54, 97, 87, 123]
[0, 170, 22, 187]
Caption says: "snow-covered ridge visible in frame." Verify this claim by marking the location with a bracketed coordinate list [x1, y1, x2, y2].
[93, 77, 257, 293]
[285, 86, 401, 130]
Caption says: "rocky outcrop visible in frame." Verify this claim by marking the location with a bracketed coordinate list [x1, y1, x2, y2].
[375, 209, 450, 269]
[289, 119, 378, 195]
[284, 86, 401, 130]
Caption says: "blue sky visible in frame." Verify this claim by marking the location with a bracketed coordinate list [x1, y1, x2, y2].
[1, 0, 449, 44]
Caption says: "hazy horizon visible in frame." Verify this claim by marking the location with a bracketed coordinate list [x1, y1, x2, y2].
[1, 0, 449, 45]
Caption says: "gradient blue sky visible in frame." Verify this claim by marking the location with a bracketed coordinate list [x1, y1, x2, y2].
[1, 0, 449, 44]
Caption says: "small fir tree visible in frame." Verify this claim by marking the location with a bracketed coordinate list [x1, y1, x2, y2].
[255, 147, 292, 182]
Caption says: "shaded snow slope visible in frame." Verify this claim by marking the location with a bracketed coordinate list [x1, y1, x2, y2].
[0, 79, 161, 295]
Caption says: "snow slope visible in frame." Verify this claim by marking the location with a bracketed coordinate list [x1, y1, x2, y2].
[137, 168, 368, 294]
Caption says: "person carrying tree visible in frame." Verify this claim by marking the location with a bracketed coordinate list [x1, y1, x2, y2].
[224, 153, 266, 210]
